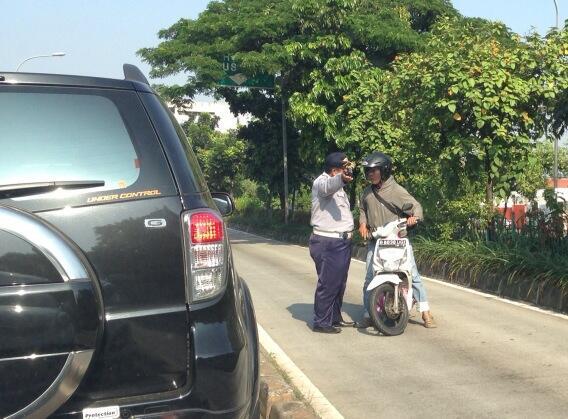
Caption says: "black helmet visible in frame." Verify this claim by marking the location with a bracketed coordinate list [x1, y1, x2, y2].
[361, 152, 392, 181]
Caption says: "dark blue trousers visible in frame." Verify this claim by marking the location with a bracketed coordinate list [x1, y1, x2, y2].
[309, 234, 352, 328]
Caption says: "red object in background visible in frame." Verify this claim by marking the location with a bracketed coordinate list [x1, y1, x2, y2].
[545, 178, 568, 188]
[497, 204, 526, 228]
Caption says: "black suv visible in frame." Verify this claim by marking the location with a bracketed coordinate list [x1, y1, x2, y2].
[0, 65, 259, 419]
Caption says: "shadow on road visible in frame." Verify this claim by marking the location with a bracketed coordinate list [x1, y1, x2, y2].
[286, 302, 388, 337]
[286, 302, 364, 327]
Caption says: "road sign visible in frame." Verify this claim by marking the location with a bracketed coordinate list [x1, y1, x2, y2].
[217, 55, 275, 89]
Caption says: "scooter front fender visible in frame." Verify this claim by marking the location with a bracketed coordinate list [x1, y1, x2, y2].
[366, 274, 402, 292]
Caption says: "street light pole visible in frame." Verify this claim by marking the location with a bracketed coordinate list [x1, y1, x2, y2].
[553, 0, 560, 191]
[16, 52, 66, 72]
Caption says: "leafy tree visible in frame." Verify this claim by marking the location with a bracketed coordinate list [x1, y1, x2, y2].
[342, 17, 568, 240]
[285, 0, 455, 155]
[535, 27, 568, 139]
[181, 113, 246, 194]
[139, 0, 456, 208]
[219, 88, 305, 209]
[182, 112, 220, 148]
[345, 18, 553, 207]
[516, 142, 568, 200]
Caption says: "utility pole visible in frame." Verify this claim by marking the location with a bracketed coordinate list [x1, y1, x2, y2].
[281, 75, 289, 224]
[553, 0, 560, 191]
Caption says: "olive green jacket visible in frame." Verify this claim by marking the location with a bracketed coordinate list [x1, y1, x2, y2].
[358, 177, 423, 229]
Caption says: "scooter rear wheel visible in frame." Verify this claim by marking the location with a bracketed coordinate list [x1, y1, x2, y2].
[369, 283, 409, 336]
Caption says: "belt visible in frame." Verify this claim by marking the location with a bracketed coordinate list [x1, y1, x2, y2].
[313, 229, 353, 239]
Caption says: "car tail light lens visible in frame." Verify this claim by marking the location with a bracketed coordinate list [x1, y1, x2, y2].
[190, 212, 224, 243]
[182, 210, 227, 303]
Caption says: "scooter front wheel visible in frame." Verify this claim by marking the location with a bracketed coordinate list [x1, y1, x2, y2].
[369, 283, 409, 336]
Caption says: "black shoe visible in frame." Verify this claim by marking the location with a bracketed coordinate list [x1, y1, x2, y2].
[333, 320, 355, 327]
[355, 318, 373, 329]
[313, 325, 341, 334]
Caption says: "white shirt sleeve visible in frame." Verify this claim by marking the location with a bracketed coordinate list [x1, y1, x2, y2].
[314, 173, 344, 198]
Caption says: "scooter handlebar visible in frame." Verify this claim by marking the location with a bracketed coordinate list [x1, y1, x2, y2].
[371, 218, 410, 239]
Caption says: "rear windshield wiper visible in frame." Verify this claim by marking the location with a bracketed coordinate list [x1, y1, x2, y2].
[0, 180, 105, 198]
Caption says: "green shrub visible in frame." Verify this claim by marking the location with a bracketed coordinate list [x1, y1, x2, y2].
[234, 195, 263, 215]
[413, 237, 568, 290]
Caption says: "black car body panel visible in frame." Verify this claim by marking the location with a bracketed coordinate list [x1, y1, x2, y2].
[39, 198, 189, 400]
[0, 71, 153, 92]
[0, 70, 259, 418]
[138, 92, 213, 210]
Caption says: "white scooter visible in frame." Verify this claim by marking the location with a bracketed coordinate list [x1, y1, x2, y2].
[366, 203, 415, 336]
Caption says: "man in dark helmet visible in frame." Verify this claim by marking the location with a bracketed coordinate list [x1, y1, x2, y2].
[355, 152, 437, 329]
[309, 152, 356, 334]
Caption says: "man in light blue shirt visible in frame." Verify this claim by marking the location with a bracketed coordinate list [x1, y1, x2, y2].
[309, 152, 355, 333]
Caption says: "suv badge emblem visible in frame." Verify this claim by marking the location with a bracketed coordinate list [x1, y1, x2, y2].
[144, 219, 166, 228]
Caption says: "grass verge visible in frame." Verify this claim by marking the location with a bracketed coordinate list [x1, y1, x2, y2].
[229, 210, 568, 293]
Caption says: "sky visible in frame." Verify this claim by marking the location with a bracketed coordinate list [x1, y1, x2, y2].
[1, 0, 566, 85]
[453, 0, 565, 34]
[1, 0, 210, 85]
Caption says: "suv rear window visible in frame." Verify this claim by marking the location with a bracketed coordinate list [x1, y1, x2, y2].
[0, 85, 178, 211]
[0, 91, 139, 190]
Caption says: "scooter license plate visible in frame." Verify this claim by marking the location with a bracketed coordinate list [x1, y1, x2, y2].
[378, 239, 406, 248]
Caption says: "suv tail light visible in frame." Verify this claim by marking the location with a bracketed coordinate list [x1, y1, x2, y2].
[182, 210, 227, 303]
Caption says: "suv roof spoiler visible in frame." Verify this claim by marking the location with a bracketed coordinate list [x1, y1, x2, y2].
[123, 64, 149, 85]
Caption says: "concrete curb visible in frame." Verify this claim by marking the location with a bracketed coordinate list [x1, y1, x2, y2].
[416, 260, 568, 313]
[269, 402, 318, 419]
[257, 324, 344, 419]
[259, 348, 317, 419]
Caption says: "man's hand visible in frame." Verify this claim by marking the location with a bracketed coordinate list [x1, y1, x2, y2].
[359, 224, 369, 239]
[341, 172, 354, 183]
[407, 216, 418, 227]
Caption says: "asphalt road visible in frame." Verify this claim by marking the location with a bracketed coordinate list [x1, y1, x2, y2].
[229, 229, 568, 419]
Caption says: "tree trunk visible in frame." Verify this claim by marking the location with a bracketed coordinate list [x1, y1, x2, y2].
[291, 189, 297, 222]
[502, 189, 510, 224]
[485, 154, 495, 242]
[265, 186, 274, 216]
[278, 191, 286, 221]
